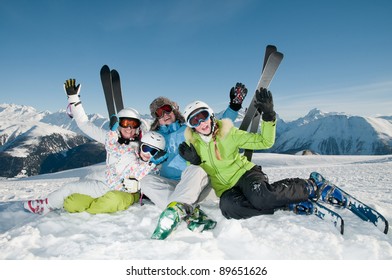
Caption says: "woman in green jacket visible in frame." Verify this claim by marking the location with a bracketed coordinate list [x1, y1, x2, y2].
[179, 88, 320, 219]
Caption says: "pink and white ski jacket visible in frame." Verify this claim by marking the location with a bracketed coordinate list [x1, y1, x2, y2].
[70, 103, 158, 192]
[105, 131, 159, 191]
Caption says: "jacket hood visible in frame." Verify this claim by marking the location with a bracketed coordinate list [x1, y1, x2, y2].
[149, 96, 185, 131]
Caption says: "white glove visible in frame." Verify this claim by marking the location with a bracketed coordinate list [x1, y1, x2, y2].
[123, 178, 139, 193]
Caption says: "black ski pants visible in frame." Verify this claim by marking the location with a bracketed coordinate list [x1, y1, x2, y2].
[219, 165, 309, 219]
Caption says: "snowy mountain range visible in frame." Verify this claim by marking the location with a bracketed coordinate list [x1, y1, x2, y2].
[270, 109, 392, 155]
[0, 104, 104, 178]
[222, 107, 392, 155]
[1, 103, 391, 178]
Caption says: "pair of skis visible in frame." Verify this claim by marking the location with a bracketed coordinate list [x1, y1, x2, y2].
[100, 65, 124, 117]
[239, 45, 284, 161]
[291, 172, 389, 235]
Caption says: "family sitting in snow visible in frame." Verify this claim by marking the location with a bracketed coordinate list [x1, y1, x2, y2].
[24, 78, 347, 240]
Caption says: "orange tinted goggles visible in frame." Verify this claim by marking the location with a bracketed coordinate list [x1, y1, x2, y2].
[119, 118, 141, 128]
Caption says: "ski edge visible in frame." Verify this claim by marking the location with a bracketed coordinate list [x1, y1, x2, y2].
[313, 201, 345, 235]
[344, 191, 389, 234]
[100, 65, 116, 117]
[110, 69, 124, 113]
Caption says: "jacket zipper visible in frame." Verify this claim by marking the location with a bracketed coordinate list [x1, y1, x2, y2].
[206, 141, 229, 186]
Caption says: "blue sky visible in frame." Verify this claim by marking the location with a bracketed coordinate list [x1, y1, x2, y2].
[1, 0, 391, 121]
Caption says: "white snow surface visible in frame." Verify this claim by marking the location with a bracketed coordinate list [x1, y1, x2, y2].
[0, 153, 391, 260]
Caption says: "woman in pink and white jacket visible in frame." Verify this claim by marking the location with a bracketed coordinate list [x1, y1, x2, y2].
[24, 79, 167, 215]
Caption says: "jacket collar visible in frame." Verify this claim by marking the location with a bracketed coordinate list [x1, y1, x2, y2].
[158, 120, 182, 134]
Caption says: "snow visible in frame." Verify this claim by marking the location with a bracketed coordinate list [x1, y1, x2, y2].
[0, 153, 391, 278]
[367, 116, 392, 139]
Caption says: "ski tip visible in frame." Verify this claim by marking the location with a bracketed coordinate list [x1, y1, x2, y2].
[111, 69, 119, 76]
[276, 51, 284, 58]
[100, 65, 110, 72]
[266, 44, 277, 50]
[383, 219, 389, 234]
[267, 51, 284, 61]
[340, 219, 345, 235]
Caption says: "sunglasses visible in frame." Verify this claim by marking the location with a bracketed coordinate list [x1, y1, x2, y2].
[140, 143, 159, 156]
[155, 104, 173, 118]
[119, 118, 141, 129]
[188, 109, 210, 128]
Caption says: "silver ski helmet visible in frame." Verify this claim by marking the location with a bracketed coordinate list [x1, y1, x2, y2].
[141, 131, 166, 150]
[117, 107, 141, 120]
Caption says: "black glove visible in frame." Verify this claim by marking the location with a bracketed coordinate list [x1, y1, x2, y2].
[109, 114, 119, 131]
[64, 79, 81, 104]
[179, 142, 202, 165]
[255, 87, 276, 121]
[229, 82, 248, 111]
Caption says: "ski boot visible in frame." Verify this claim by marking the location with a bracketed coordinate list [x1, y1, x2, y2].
[151, 201, 192, 240]
[24, 198, 53, 215]
[310, 172, 347, 207]
[288, 201, 314, 215]
[185, 205, 217, 232]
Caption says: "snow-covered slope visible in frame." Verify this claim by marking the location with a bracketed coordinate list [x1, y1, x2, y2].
[0, 153, 391, 260]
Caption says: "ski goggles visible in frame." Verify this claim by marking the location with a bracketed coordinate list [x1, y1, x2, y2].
[187, 109, 210, 128]
[119, 118, 141, 129]
[140, 143, 159, 156]
[155, 104, 173, 118]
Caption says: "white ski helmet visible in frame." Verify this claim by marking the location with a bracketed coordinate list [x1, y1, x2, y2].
[141, 131, 166, 150]
[183, 101, 214, 127]
[117, 107, 141, 120]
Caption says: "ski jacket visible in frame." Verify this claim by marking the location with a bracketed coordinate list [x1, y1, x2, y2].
[156, 121, 187, 181]
[105, 130, 159, 192]
[184, 118, 276, 197]
[70, 103, 107, 144]
[156, 107, 239, 181]
[69, 103, 158, 192]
